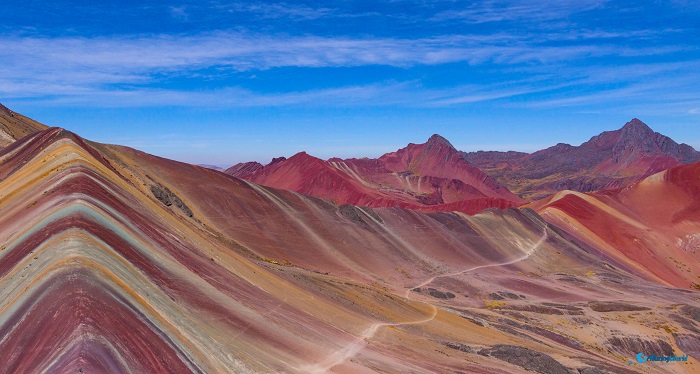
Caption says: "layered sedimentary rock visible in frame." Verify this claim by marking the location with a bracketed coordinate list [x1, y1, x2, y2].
[0, 109, 698, 372]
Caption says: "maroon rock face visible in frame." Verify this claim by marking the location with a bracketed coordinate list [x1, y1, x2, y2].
[225, 134, 522, 215]
[612, 119, 700, 164]
[462, 118, 700, 199]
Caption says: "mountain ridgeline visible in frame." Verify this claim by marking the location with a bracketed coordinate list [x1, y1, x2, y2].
[1, 104, 699, 373]
[461, 118, 700, 199]
[227, 133, 523, 215]
[229, 118, 700, 203]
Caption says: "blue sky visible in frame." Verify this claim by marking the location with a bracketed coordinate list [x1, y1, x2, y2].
[1, 0, 699, 166]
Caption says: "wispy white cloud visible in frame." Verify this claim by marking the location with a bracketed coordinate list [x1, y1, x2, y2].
[427, 80, 576, 106]
[431, 0, 607, 23]
[0, 25, 696, 115]
[0, 32, 686, 99]
[0, 33, 560, 77]
[5, 74, 585, 110]
[511, 71, 700, 119]
[4, 32, 685, 74]
[214, 2, 335, 20]
[19, 84, 401, 108]
[8, 81, 531, 108]
[519, 82, 666, 108]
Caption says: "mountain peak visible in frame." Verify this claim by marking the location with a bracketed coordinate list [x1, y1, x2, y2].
[609, 118, 700, 164]
[615, 118, 656, 150]
[290, 151, 310, 158]
[620, 118, 654, 135]
[425, 134, 455, 149]
[620, 118, 656, 142]
[287, 151, 324, 164]
[269, 156, 287, 165]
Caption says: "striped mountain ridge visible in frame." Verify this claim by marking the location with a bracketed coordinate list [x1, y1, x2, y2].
[0, 103, 48, 148]
[226, 134, 523, 215]
[531, 161, 700, 289]
[0, 124, 698, 372]
[0, 129, 240, 372]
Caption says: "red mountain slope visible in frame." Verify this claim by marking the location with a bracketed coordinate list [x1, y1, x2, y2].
[224, 160, 263, 178]
[228, 134, 522, 214]
[532, 161, 700, 288]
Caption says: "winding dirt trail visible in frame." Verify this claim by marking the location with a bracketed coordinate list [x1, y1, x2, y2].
[403, 226, 548, 299]
[302, 224, 549, 373]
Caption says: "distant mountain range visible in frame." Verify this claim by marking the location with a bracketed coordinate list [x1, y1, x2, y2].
[463, 118, 700, 199]
[226, 133, 522, 214]
[228, 118, 700, 205]
[197, 164, 225, 171]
